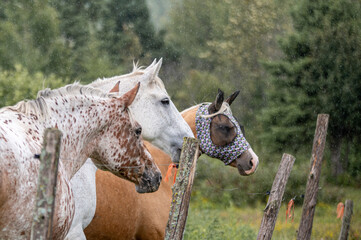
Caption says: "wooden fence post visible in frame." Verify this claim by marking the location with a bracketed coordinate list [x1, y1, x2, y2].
[338, 200, 353, 240]
[257, 153, 296, 240]
[297, 114, 329, 240]
[31, 128, 62, 240]
[164, 137, 199, 240]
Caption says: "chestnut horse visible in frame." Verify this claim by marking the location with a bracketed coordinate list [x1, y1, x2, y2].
[0, 83, 161, 239]
[84, 89, 259, 239]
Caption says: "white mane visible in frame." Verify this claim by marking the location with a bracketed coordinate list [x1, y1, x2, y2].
[0, 83, 112, 119]
[91, 62, 165, 91]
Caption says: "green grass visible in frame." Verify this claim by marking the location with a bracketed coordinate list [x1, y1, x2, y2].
[184, 186, 361, 240]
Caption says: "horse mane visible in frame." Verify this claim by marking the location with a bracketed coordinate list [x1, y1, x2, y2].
[0, 83, 112, 119]
[91, 62, 165, 90]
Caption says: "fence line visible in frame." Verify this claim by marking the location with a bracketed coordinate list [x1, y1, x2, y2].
[338, 200, 354, 240]
[31, 128, 62, 240]
[297, 114, 329, 240]
[164, 137, 199, 240]
[257, 153, 296, 240]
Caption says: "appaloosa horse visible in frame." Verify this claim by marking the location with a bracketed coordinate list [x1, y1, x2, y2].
[66, 59, 193, 239]
[84, 89, 259, 240]
[0, 83, 161, 239]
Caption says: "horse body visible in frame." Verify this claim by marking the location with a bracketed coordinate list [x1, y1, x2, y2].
[84, 143, 173, 240]
[67, 59, 193, 239]
[84, 90, 259, 240]
[0, 83, 160, 239]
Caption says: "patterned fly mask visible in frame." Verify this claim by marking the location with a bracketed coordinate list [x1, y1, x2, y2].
[195, 102, 250, 165]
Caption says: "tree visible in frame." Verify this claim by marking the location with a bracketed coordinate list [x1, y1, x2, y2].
[0, 65, 63, 108]
[0, 0, 67, 76]
[260, 0, 361, 177]
[96, 0, 169, 65]
[165, 0, 284, 127]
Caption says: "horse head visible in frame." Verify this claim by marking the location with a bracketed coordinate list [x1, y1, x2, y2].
[90, 83, 161, 193]
[91, 59, 194, 164]
[195, 89, 259, 176]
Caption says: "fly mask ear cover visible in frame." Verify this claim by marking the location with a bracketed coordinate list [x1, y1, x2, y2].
[195, 103, 250, 165]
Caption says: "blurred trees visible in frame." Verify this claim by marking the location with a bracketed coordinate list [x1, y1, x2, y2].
[260, 0, 361, 178]
[0, 0, 172, 107]
[0, 65, 63, 107]
[165, 0, 287, 128]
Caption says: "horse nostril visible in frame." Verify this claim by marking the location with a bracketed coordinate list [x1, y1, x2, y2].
[159, 174, 162, 181]
[249, 159, 253, 168]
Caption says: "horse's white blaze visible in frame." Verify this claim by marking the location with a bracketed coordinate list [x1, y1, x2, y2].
[67, 59, 193, 239]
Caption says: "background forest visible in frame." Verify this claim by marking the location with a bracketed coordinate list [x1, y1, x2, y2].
[1, 0, 360, 239]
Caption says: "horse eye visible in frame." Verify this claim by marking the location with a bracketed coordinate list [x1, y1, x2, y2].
[135, 127, 142, 136]
[161, 98, 170, 105]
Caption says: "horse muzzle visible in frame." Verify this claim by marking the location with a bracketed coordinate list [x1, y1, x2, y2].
[232, 148, 259, 176]
[135, 169, 162, 193]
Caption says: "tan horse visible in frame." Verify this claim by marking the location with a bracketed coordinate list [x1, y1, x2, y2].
[84, 89, 259, 239]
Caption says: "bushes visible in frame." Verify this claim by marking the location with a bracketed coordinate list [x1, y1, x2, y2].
[0, 65, 64, 108]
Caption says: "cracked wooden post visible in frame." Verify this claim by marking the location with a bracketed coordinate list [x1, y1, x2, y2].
[257, 153, 296, 240]
[31, 128, 62, 240]
[164, 137, 199, 240]
[297, 114, 329, 240]
[338, 200, 353, 240]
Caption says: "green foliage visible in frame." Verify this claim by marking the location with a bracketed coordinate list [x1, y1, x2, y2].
[172, 70, 233, 110]
[166, 0, 288, 128]
[0, 65, 64, 108]
[184, 206, 257, 240]
[260, 0, 361, 177]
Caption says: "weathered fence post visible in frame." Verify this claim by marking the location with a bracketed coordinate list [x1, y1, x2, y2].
[338, 200, 354, 240]
[31, 128, 62, 240]
[297, 114, 329, 240]
[257, 153, 296, 240]
[164, 137, 199, 240]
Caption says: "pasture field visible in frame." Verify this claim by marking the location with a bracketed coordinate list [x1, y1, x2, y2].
[184, 186, 361, 240]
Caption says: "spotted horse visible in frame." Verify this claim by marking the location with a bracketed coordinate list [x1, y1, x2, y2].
[0, 82, 161, 239]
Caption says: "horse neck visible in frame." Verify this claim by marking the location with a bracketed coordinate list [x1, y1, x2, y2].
[46, 97, 114, 179]
[181, 105, 199, 138]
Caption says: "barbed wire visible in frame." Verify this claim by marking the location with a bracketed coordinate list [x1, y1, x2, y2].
[33, 154, 305, 202]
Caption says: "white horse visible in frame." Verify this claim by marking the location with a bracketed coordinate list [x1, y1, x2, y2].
[0, 83, 161, 239]
[66, 59, 194, 239]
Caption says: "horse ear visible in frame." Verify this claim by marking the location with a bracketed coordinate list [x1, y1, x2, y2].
[121, 82, 140, 108]
[214, 89, 224, 111]
[143, 58, 162, 84]
[145, 59, 157, 71]
[225, 90, 240, 106]
[109, 81, 120, 93]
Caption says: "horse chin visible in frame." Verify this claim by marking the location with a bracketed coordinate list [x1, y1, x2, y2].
[135, 182, 159, 194]
[135, 170, 162, 193]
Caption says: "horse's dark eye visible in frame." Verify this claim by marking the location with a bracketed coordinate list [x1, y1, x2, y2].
[135, 127, 142, 136]
[161, 98, 170, 105]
